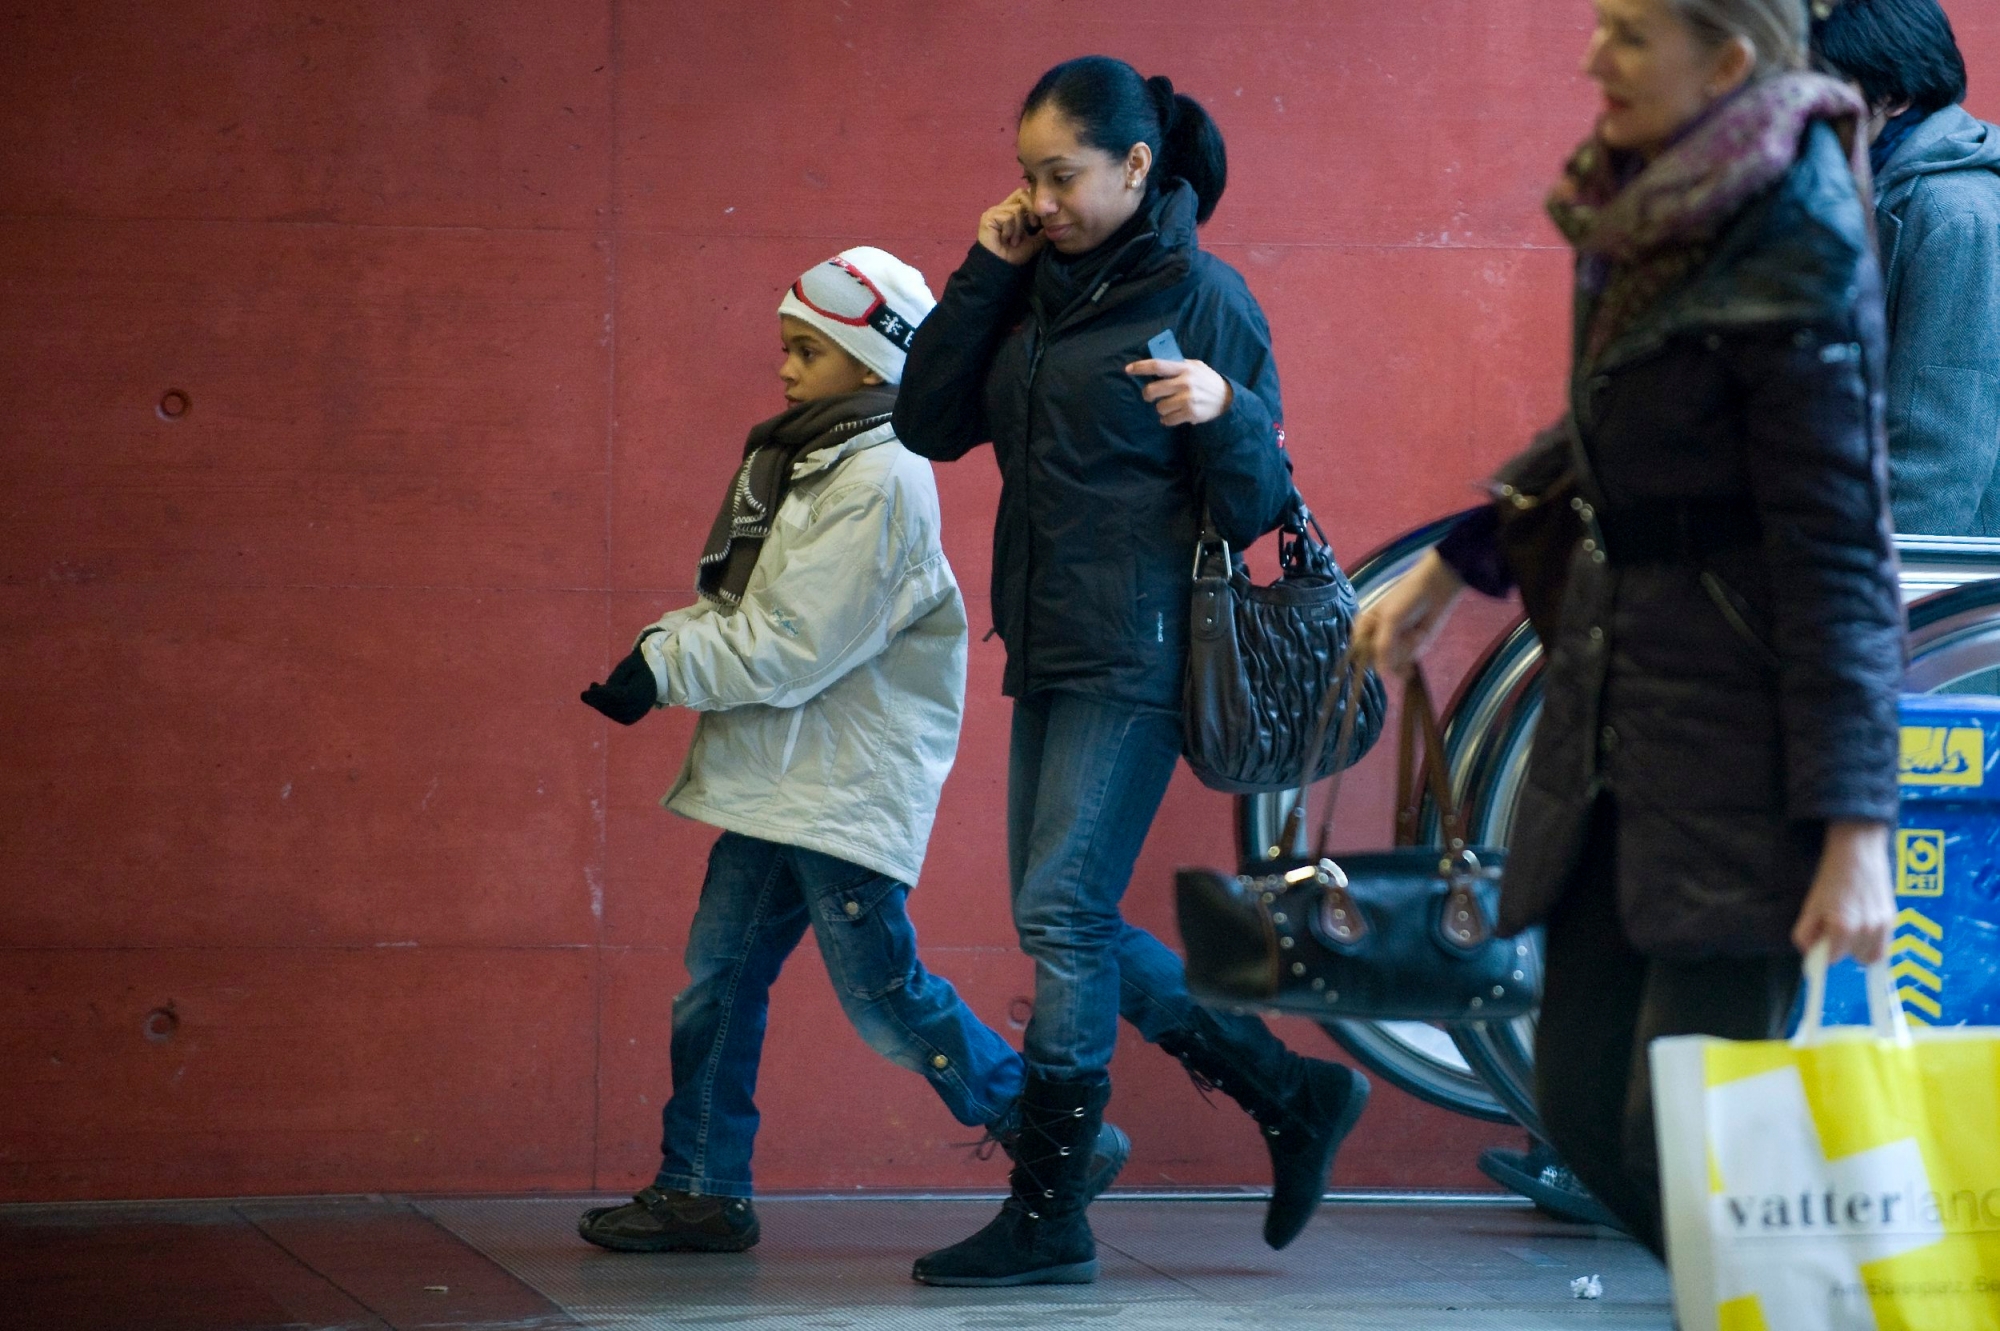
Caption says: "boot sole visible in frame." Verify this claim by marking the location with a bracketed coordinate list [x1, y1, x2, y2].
[577, 1221, 760, 1254]
[913, 1258, 1099, 1287]
[1325, 1070, 1371, 1152]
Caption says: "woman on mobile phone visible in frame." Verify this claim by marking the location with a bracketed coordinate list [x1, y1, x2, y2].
[894, 56, 1369, 1286]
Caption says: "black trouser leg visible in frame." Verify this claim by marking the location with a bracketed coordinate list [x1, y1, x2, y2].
[1534, 798, 1799, 1261]
[1534, 809, 1658, 1251]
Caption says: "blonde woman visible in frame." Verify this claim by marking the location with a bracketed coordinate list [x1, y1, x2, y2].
[1357, 0, 1902, 1257]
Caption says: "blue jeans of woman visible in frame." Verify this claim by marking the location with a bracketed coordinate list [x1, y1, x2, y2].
[1010, 690, 1285, 1084]
[656, 832, 1025, 1198]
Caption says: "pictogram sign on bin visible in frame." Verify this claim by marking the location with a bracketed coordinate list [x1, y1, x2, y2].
[1809, 693, 2000, 1030]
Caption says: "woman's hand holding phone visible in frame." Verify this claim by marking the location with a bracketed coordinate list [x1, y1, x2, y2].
[1125, 356, 1234, 427]
[979, 188, 1046, 265]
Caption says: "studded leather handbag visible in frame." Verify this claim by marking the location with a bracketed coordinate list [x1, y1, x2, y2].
[1181, 504, 1387, 794]
[1174, 662, 1540, 1023]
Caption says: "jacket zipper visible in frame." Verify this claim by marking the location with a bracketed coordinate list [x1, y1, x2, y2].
[1010, 226, 1163, 682]
[1017, 322, 1048, 675]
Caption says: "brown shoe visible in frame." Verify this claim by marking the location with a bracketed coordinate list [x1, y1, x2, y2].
[577, 1185, 759, 1252]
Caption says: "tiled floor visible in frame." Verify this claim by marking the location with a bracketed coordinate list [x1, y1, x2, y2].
[0, 1193, 1672, 1330]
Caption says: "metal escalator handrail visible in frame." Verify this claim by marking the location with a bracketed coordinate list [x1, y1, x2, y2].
[1255, 522, 2000, 1129]
[1439, 572, 2000, 1137]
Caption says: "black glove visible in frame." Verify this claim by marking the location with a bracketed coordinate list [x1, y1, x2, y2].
[581, 639, 660, 725]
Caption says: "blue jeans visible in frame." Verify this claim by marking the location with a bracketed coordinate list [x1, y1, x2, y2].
[1011, 691, 1282, 1083]
[657, 832, 1026, 1198]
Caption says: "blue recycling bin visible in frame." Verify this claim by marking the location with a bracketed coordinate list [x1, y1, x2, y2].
[1812, 692, 2000, 1028]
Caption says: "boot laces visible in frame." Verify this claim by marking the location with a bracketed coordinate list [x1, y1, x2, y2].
[1003, 1100, 1088, 1220]
[1183, 1065, 1224, 1107]
[952, 1127, 1008, 1163]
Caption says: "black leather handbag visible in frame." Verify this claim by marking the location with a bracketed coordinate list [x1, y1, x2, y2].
[1181, 506, 1387, 794]
[1175, 663, 1540, 1023]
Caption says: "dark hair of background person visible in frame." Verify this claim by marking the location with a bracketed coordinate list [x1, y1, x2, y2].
[1021, 56, 1229, 224]
[1811, 0, 1968, 112]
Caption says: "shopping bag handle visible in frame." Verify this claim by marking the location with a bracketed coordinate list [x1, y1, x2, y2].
[1790, 940, 1912, 1048]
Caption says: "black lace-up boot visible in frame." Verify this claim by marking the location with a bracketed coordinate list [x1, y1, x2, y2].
[912, 1075, 1110, 1286]
[971, 1118, 1130, 1202]
[1157, 1011, 1370, 1250]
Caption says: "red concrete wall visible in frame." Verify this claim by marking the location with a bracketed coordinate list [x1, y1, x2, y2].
[4, 2, 1995, 1202]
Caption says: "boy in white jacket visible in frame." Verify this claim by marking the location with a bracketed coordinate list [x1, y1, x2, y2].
[576, 248, 1125, 1255]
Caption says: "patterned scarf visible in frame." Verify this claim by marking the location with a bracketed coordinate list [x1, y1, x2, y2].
[696, 384, 898, 605]
[1547, 72, 1870, 365]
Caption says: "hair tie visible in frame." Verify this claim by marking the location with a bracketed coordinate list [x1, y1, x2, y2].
[1147, 74, 1179, 133]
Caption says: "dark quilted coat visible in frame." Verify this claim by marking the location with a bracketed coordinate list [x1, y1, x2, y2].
[894, 181, 1296, 709]
[1494, 122, 1906, 958]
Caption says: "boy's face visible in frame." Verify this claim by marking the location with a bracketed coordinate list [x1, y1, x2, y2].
[779, 316, 881, 405]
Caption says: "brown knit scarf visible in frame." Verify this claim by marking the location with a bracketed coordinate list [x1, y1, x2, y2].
[1547, 72, 1870, 366]
[696, 385, 898, 605]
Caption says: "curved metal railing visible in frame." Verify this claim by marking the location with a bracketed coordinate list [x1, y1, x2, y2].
[1240, 530, 2000, 1125]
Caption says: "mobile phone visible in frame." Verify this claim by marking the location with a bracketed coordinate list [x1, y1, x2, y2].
[1147, 329, 1184, 363]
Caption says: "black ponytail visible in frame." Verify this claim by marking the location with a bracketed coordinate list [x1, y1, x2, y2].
[1022, 56, 1229, 224]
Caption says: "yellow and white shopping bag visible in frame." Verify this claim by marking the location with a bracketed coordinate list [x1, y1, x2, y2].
[1652, 942, 2000, 1330]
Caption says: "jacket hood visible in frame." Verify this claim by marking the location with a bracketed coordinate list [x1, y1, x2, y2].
[1145, 178, 1201, 264]
[1878, 104, 2000, 197]
[1117, 179, 1200, 288]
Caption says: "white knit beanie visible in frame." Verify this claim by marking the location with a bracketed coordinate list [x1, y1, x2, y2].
[777, 246, 936, 385]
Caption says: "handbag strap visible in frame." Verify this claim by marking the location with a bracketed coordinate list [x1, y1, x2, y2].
[1393, 667, 1468, 852]
[1278, 658, 1463, 862]
[1278, 645, 1355, 859]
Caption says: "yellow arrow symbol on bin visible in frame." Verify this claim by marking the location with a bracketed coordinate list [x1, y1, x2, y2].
[1898, 987, 1942, 1021]
[1891, 934, 1943, 968]
[1896, 908, 1944, 940]
[1890, 959, 1943, 991]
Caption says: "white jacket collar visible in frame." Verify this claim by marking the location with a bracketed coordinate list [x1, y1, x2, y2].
[792, 418, 898, 480]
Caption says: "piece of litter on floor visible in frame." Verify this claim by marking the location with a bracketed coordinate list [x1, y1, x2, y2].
[424, 1285, 449, 1293]
[1570, 1273, 1603, 1299]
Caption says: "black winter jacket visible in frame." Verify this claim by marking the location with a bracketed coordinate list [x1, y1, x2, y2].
[1487, 123, 1906, 958]
[895, 182, 1295, 709]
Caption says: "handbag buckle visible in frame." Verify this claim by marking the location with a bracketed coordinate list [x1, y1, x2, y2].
[1191, 536, 1230, 580]
[1313, 858, 1367, 947]
[1439, 847, 1496, 951]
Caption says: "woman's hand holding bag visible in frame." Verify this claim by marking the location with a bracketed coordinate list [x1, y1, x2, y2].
[1791, 820, 1896, 965]
[1352, 549, 1467, 678]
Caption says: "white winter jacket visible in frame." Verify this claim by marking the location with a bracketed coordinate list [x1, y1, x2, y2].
[640, 421, 966, 885]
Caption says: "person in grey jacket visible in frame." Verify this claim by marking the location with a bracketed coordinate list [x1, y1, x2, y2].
[574, 247, 1127, 1256]
[1813, 0, 2000, 534]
